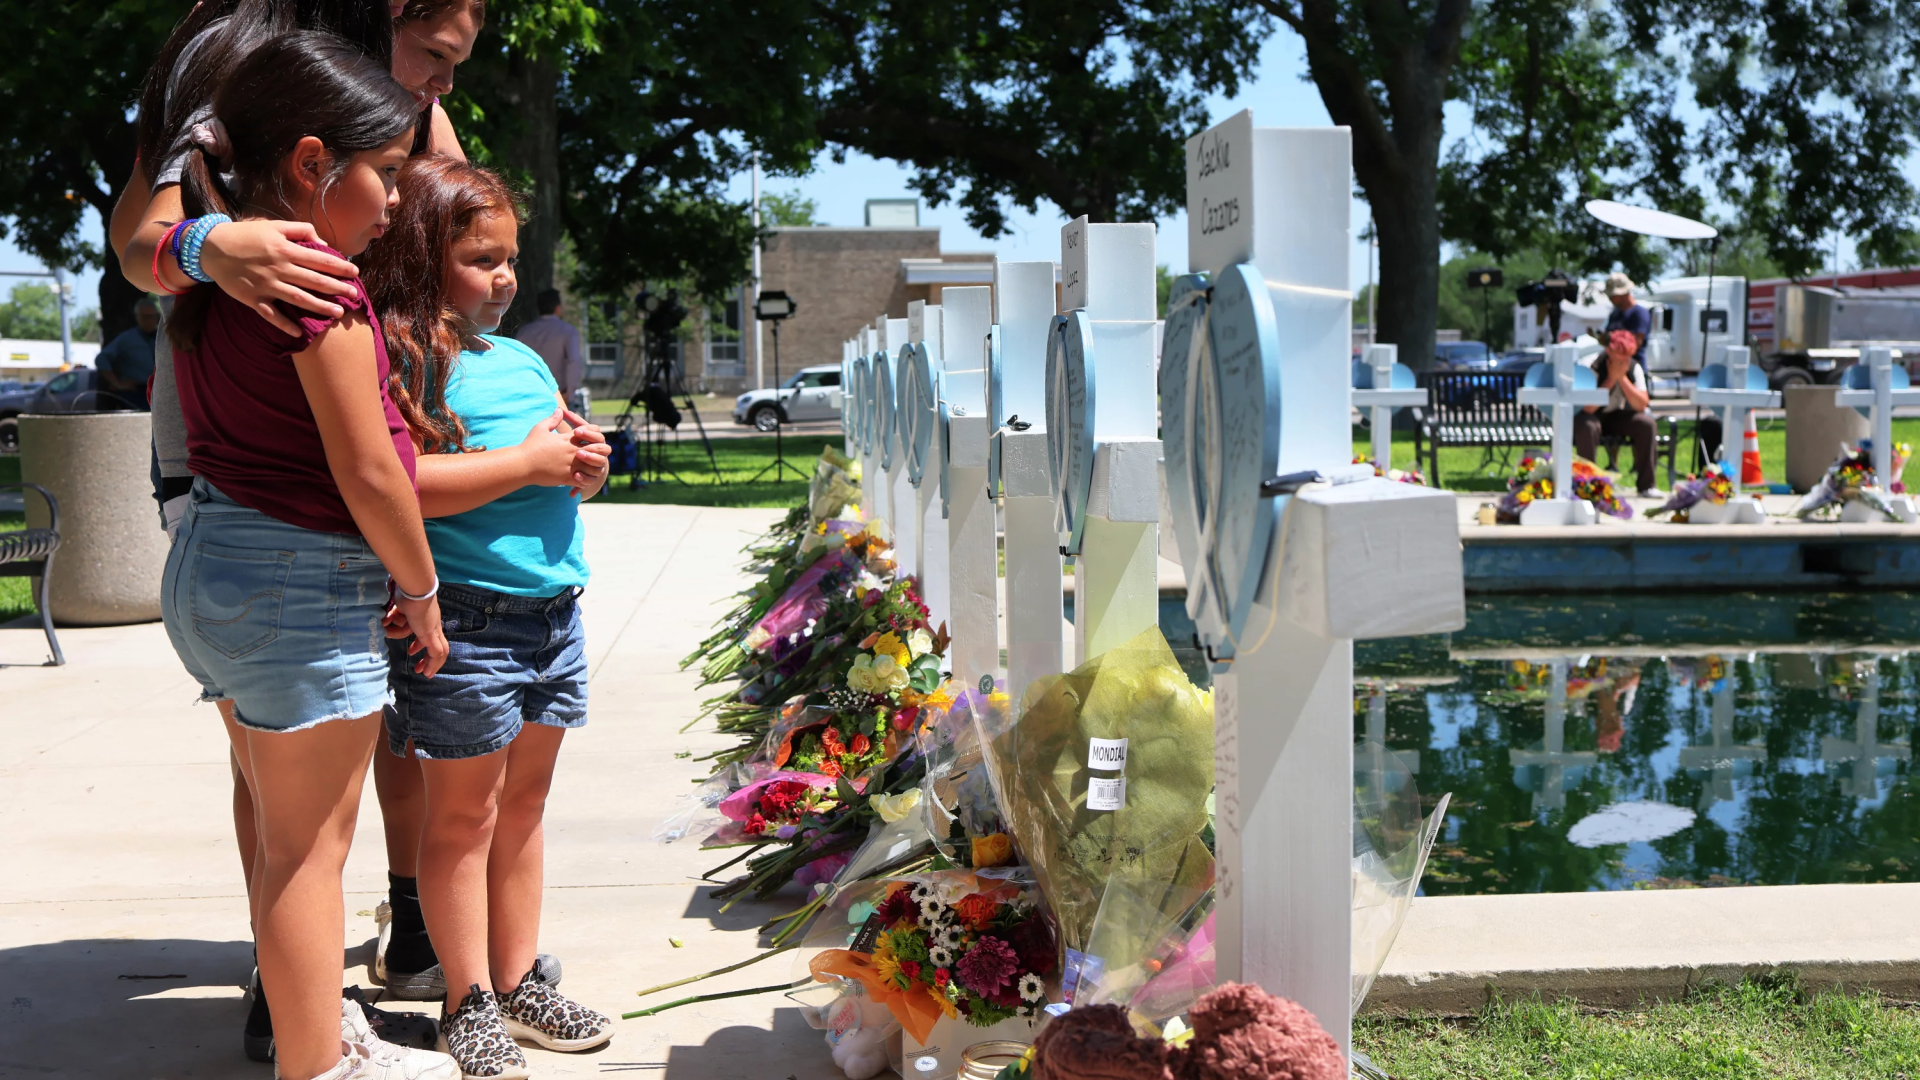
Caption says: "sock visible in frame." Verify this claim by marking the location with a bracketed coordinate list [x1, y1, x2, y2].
[246, 969, 273, 1038]
[386, 929, 439, 976]
[387, 873, 426, 934]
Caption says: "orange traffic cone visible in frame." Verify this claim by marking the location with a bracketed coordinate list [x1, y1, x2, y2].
[1741, 424, 1765, 486]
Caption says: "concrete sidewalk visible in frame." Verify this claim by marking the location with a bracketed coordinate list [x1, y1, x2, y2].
[0, 503, 850, 1079]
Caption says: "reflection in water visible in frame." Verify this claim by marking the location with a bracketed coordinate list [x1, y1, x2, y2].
[1353, 599, 1920, 894]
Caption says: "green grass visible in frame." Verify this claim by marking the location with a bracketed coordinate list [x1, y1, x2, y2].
[593, 433, 838, 508]
[0, 454, 28, 621]
[1357, 977, 1920, 1079]
[1371, 416, 1920, 493]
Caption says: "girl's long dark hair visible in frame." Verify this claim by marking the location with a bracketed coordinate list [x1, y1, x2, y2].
[136, 1, 393, 188]
[395, 0, 486, 28]
[361, 155, 520, 454]
[167, 31, 418, 351]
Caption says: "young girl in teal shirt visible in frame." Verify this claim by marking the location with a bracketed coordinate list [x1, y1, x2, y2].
[362, 155, 614, 1078]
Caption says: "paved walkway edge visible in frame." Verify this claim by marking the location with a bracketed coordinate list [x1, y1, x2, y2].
[1367, 881, 1920, 1015]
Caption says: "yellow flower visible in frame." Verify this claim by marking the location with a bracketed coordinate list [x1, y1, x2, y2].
[971, 832, 1013, 868]
[873, 950, 903, 987]
[870, 789, 922, 824]
[935, 988, 960, 1019]
[872, 632, 910, 668]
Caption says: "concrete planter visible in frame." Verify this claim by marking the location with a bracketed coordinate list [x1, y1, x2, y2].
[1784, 384, 1870, 493]
[20, 412, 166, 626]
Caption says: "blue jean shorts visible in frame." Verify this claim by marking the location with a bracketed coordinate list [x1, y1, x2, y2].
[386, 581, 588, 760]
[161, 479, 393, 732]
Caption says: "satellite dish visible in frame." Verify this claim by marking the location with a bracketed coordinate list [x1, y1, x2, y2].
[1584, 200, 1718, 241]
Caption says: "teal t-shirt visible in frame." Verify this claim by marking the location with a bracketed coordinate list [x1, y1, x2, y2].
[426, 335, 590, 596]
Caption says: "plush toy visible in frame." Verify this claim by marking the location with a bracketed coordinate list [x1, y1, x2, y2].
[800, 984, 900, 1080]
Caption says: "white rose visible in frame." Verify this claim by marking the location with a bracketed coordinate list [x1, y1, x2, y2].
[870, 654, 909, 692]
[906, 628, 933, 658]
[846, 654, 878, 694]
[869, 789, 922, 823]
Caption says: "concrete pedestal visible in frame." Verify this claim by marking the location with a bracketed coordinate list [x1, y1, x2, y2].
[20, 412, 166, 625]
[1785, 385, 1870, 493]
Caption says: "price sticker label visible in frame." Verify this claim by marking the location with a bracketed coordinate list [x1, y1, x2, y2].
[1087, 775, 1127, 811]
[1087, 737, 1129, 771]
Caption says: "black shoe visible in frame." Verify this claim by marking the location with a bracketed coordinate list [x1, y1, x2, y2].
[243, 967, 274, 1064]
[344, 984, 439, 1051]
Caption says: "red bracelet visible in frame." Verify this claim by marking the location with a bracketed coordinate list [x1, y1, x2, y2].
[151, 221, 193, 296]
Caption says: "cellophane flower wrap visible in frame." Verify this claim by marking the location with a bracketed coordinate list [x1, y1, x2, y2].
[806, 869, 1057, 1043]
[916, 685, 1019, 870]
[973, 626, 1214, 993]
[1794, 444, 1903, 521]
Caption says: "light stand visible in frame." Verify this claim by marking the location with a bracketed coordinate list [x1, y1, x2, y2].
[746, 290, 807, 484]
[1467, 267, 1504, 355]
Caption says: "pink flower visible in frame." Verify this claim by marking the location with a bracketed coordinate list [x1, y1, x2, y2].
[955, 935, 1019, 997]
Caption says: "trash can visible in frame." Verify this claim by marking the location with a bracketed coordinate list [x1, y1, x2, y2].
[19, 412, 166, 625]
[1784, 384, 1870, 494]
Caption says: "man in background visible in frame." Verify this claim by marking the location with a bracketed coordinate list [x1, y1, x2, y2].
[516, 288, 590, 417]
[96, 296, 159, 410]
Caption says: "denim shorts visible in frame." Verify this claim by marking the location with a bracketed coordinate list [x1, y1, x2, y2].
[385, 581, 588, 760]
[161, 479, 393, 732]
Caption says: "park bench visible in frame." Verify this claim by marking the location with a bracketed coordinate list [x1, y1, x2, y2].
[1, 483, 64, 665]
[1413, 371, 1679, 490]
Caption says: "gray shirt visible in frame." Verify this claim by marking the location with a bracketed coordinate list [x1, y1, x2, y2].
[514, 315, 587, 395]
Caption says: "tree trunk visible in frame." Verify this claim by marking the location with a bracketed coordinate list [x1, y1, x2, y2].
[495, 53, 561, 334]
[1368, 162, 1442, 373]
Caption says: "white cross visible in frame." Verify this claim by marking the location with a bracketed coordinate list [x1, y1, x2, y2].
[855, 326, 879, 519]
[1506, 659, 1599, 813]
[1835, 345, 1920, 521]
[906, 301, 951, 632]
[936, 286, 997, 689]
[1351, 344, 1423, 474]
[1050, 217, 1161, 667]
[992, 261, 1067, 704]
[1821, 664, 1911, 799]
[876, 316, 918, 574]
[1515, 343, 1609, 525]
[1676, 672, 1765, 810]
[1688, 345, 1778, 523]
[1172, 111, 1465, 1059]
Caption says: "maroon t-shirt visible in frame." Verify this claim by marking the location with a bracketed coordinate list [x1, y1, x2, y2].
[174, 246, 417, 535]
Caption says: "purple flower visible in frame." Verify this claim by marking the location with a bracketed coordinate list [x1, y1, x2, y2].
[955, 934, 1020, 997]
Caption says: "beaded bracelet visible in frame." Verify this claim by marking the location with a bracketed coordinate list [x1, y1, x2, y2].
[151, 221, 194, 296]
[170, 217, 192, 264]
[179, 213, 232, 284]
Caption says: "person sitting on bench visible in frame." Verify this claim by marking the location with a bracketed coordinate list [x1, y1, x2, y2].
[1575, 329, 1660, 496]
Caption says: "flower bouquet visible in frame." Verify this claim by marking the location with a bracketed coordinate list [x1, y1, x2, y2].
[1353, 454, 1426, 486]
[1644, 463, 1736, 520]
[973, 626, 1215, 994]
[916, 685, 1021, 870]
[1793, 444, 1904, 521]
[1496, 454, 1632, 522]
[808, 871, 1058, 1043]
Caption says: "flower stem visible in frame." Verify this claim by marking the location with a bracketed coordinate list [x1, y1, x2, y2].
[620, 980, 807, 1019]
[633, 942, 802, 999]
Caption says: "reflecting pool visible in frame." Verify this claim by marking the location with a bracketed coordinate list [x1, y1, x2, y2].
[1354, 592, 1920, 894]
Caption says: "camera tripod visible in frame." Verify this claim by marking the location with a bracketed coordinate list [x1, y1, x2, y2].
[615, 347, 724, 488]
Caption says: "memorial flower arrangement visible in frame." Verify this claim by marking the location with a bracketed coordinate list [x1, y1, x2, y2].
[1352, 454, 1426, 485]
[1792, 444, 1904, 521]
[808, 872, 1058, 1042]
[1644, 463, 1736, 520]
[1495, 454, 1632, 522]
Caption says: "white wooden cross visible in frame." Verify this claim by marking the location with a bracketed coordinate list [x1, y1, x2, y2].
[1168, 110, 1465, 1059]
[1515, 343, 1609, 526]
[1835, 345, 1920, 522]
[992, 260, 1066, 704]
[1676, 673, 1765, 809]
[1049, 217, 1161, 667]
[1351, 344, 1423, 474]
[936, 286, 998, 690]
[906, 301, 953, 634]
[855, 326, 879, 519]
[1821, 664, 1911, 799]
[1688, 345, 1777, 524]
[1506, 659, 1598, 813]
[875, 316, 919, 571]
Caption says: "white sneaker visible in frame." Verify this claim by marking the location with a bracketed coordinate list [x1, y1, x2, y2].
[340, 997, 459, 1080]
[290, 1041, 460, 1080]
[371, 900, 393, 985]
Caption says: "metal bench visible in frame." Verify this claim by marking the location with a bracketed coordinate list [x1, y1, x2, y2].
[1, 483, 64, 666]
[1413, 372, 1680, 490]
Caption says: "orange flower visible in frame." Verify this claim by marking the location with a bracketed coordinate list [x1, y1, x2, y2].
[971, 833, 1013, 868]
[851, 733, 871, 755]
[955, 893, 1001, 930]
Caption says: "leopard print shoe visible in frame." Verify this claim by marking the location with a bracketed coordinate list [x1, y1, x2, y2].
[497, 976, 613, 1052]
[436, 986, 529, 1080]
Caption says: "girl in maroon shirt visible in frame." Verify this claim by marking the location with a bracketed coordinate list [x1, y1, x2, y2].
[155, 32, 455, 1080]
